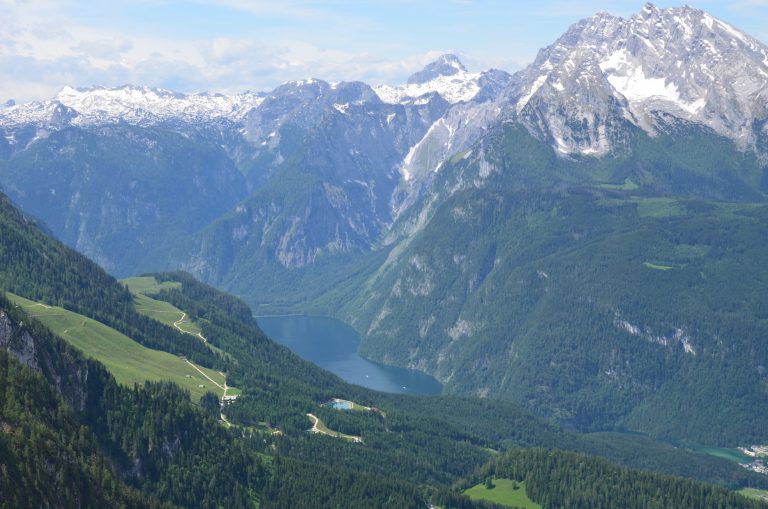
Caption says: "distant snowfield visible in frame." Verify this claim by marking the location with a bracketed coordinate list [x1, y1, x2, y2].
[0, 85, 265, 128]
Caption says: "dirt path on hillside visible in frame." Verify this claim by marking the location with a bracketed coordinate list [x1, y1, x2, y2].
[173, 312, 208, 343]
[184, 359, 225, 391]
[306, 413, 363, 443]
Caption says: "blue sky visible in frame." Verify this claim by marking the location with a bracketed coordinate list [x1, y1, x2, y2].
[2, 1, 768, 102]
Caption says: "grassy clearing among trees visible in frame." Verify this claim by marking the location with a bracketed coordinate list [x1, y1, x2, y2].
[123, 276, 203, 334]
[739, 488, 768, 502]
[464, 478, 541, 508]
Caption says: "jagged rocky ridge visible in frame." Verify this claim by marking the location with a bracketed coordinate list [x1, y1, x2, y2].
[509, 3, 768, 156]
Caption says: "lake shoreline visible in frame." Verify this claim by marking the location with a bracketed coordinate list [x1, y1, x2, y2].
[257, 314, 443, 396]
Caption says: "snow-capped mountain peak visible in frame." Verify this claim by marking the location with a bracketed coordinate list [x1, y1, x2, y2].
[407, 54, 467, 85]
[511, 3, 768, 156]
[374, 54, 484, 104]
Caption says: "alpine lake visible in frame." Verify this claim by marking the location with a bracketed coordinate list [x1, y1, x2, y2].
[256, 315, 442, 395]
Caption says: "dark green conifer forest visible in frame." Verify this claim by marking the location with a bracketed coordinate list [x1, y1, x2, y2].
[1, 190, 766, 508]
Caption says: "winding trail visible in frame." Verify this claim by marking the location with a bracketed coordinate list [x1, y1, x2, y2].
[306, 413, 363, 443]
[173, 312, 208, 343]
[166, 308, 238, 425]
[307, 413, 321, 433]
[173, 314, 226, 394]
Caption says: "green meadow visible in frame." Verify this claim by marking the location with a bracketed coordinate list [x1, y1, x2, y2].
[9, 293, 225, 401]
[464, 478, 540, 509]
[739, 488, 768, 502]
[122, 276, 231, 359]
[122, 276, 202, 333]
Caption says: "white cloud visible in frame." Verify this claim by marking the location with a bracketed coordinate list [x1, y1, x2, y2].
[2, 0, 761, 104]
[0, 0, 532, 102]
[73, 37, 134, 60]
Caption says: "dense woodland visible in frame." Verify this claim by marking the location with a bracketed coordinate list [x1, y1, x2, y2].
[339, 123, 768, 446]
[0, 348, 171, 509]
[152, 271, 768, 488]
[462, 448, 768, 509]
[1, 190, 767, 507]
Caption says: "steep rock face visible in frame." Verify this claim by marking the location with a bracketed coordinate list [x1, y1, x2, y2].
[408, 54, 467, 84]
[0, 125, 248, 275]
[240, 79, 448, 190]
[179, 79, 452, 287]
[378, 57, 515, 230]
[0, 310, 38, 370]
[511, 3, 768, 155]
[0, 308, 93, 412]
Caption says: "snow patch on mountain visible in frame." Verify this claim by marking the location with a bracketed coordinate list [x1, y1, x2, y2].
[397, 100, 502, 186]
[57, 85, 265, 123]
[0, 101, 78, 129]
[516, 74, 548, 114]
[599, 48, 705, 114]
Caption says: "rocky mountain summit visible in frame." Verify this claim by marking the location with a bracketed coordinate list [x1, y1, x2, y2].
[511, 3, 768, 155]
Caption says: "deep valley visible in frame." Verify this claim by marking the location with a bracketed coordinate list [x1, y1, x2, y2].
[2, 2, 768, 508]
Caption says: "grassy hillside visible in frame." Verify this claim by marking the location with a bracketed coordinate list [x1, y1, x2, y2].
[122, 276, 231, 359]
[8, 293, 225, 401]
[0, 194, 221, 370]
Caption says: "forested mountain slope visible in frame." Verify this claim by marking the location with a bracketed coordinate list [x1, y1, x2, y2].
[1, 188, 766, 507]
[341, 123, 768, 444]
[461, 448, 768, 509]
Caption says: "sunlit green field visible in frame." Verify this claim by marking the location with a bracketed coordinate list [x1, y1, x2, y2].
[9, 293, 225, 401]
[122, 277, 202, 333]
[122, 276, 232, 360]
[739, 488, 768, 502]
[464, 478, 541, 508]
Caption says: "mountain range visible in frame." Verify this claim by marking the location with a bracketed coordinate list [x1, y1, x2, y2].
[1, 2, 768, 446]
